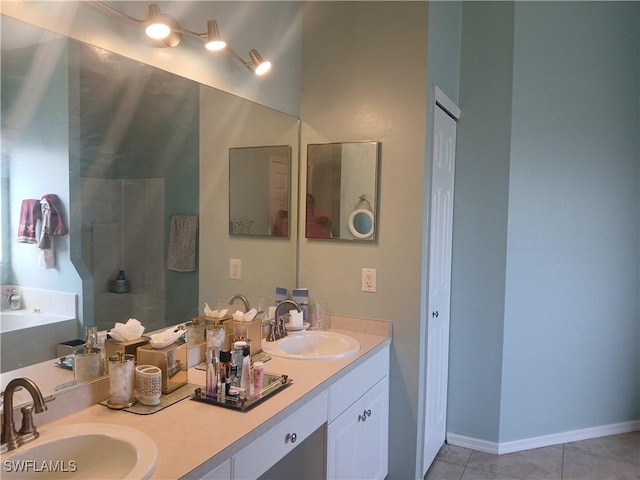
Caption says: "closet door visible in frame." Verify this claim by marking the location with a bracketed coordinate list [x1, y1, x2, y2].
[423, 87, 459, 475]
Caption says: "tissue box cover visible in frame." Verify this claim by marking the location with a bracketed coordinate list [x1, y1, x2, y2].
[232, 317, 262, 355]
[137, 342, 188, 393]
[105, 336, 150, 361]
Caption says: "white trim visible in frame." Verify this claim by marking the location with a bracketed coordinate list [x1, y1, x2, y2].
[434, 85, 460, 120]
[447, 420, 640, 455]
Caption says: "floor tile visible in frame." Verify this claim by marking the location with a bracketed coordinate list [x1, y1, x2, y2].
[564, 432, 640, 466]
[562, 448, 640, 480]
[466, 446, 563, 480]
[462, 466, 523, 480]
[436, 444, 474, 467]
[425, 460, 466, 480]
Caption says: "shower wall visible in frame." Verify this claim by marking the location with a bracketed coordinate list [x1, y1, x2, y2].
[81, 177, 165, 332]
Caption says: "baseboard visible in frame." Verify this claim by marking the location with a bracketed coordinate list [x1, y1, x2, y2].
[447, 420, 640, 455]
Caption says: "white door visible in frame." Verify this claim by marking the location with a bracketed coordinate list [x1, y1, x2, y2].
[423, 89, 459, 474]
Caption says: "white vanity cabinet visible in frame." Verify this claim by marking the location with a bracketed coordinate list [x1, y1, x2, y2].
[232, 390, 328, 479]
[327, 347, 390, 480]
[194, 344, 390, 480]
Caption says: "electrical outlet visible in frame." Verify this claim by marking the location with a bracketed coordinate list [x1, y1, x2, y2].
[229, 259, 241, 280]
[362, 268, 377, 293]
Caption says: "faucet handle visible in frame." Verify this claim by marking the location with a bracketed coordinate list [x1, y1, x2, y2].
[18, 406, 37, 436]
[266, 321, 277, 342]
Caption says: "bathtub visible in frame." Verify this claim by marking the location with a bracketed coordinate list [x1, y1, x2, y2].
[1, 310, 78, 373]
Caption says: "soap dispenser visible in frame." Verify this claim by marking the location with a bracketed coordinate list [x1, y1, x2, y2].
[115, 270, 127, 293]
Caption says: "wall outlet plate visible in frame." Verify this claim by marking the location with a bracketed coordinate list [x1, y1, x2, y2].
[362, 268, 376, 293]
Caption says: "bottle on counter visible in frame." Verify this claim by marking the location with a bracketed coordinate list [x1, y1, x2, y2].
[219, 350, 231, 398]
[9, 290, 21, 310]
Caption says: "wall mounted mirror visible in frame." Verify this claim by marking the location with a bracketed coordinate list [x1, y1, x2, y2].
[1, 14, 298, 390]
[229, 145, 291, 237]
[306, 141, 379, 241]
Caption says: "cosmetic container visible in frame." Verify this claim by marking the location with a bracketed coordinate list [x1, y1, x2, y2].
[252, 361, 264, 399]
[241, 345, 251, 395]
[205, 346, 218, 399]
[219, 350, 231, 396]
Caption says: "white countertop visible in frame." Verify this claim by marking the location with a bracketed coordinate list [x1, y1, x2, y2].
[24, 321, 390, 479]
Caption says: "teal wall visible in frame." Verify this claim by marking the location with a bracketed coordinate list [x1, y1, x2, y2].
[449, 2, 515, 443]
[2, 39, 82, 301]
[450, 1, 639, 445]
[501, 1, 640, 442]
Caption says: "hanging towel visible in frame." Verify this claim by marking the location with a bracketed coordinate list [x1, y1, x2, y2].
[41, 194, 67, 236]
[167, 215, 198, 272]
[38, 198, 55, 268]
[17, 199, 41, 243]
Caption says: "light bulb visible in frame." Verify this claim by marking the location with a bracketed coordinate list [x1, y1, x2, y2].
[255, 61, 271, 76]
[146, 22, 171, 40]
[206, 39, 226, 51]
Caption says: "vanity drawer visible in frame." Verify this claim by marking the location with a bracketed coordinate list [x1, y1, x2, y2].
[328, 346, 389, 422]
[232, 390, 328, 479]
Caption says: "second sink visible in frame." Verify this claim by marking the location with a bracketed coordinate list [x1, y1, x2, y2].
[263, 331, 360, 360]
[0, 423, 157, 479]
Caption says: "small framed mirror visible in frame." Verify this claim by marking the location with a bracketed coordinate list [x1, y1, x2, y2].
[306, 141, 379, 241]
[229, 145, 291, 236]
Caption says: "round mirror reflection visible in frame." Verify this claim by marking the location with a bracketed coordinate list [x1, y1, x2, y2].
[348, 209, 374, 239]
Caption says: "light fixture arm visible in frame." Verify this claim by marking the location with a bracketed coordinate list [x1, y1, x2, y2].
[92, 1, 271, 75]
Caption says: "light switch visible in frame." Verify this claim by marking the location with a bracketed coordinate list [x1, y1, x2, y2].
[230, 259, 241, 280]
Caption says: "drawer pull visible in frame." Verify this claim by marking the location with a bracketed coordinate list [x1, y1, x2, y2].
[285, 432, 297, 443]
[358, 409, 372, 422]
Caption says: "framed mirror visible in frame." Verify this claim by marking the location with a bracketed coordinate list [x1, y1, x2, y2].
[306, 141, 379, 241]
[229, 145, 291, 237]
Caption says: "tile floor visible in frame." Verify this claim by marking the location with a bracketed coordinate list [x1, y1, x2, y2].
[424, 431, 639, 480]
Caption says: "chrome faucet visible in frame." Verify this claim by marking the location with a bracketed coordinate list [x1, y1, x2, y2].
[228, 294, 250, 312]
[267, 300, 301, 341]
[1, 378, 48, 453]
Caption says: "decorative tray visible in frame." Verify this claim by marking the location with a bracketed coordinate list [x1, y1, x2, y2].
[190, 372, 292, 412]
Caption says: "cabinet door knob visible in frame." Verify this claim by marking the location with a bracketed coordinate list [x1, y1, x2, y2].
[358, 409, 372, 422]
[285, 432, 297, 443]
[432, 311, 439, 318]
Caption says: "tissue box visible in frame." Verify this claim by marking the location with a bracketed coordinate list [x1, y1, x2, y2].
[137, 342, 188, 393]
[105, 336, 150, 361]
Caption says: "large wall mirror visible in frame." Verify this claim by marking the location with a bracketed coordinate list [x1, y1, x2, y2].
[306, 141, 380, 241]
[229, 145, 291, 237]
[0, 15, 299, 388]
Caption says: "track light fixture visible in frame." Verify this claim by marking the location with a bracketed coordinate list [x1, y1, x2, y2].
[144, 4, 169, 40]
[204, 20, 226, 51]
[94, 1, 272, 76]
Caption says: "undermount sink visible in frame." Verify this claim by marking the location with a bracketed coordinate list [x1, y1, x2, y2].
[263, 331, 360, 359]
[0, 423, 157, 479]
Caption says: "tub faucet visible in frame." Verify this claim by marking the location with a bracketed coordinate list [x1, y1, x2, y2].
[228, 294, 250, 312]
[268, 300, 301, 341]
[1, 377, 48, 453]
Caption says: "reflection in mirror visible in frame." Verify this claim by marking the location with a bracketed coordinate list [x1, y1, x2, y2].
[229, 145, 291, 237]
[1, 14, 299, 394]
[306, 141, 379, 241]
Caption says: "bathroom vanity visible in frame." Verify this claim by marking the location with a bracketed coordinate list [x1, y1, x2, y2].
[9, 317, 390, 479]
